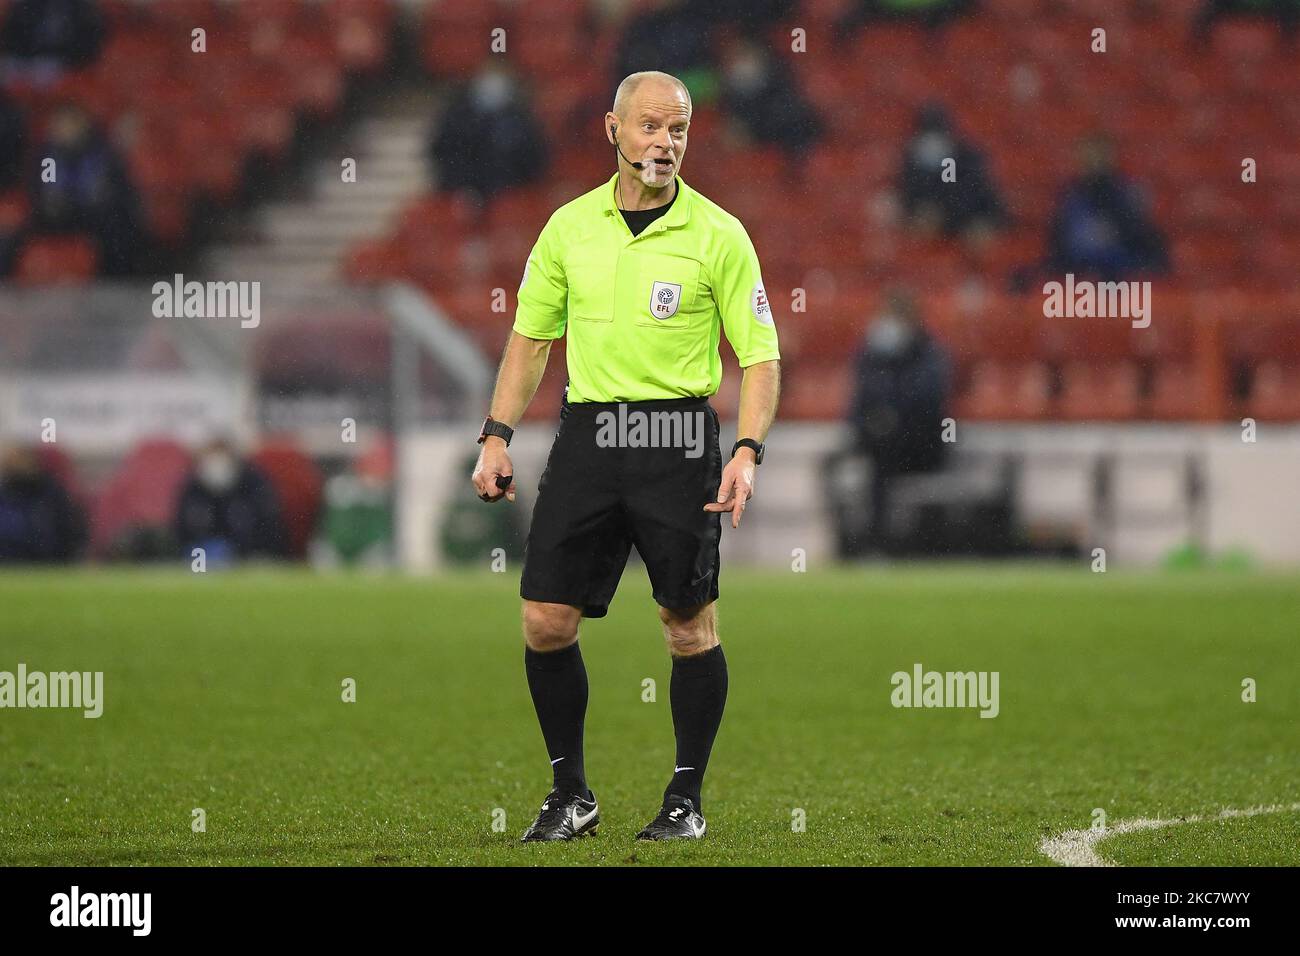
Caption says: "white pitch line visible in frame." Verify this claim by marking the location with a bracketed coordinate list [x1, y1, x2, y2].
[1039, 802, 1300, 867]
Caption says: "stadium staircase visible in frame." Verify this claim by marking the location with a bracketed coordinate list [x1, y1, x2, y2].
[202, 86, 440, 285]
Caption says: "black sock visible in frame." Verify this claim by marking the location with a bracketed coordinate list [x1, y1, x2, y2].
[665, 644, 728, 811]
[524, 642, 588, 796]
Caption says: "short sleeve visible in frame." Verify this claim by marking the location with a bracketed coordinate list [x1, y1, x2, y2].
[714, 219, 780, 367]
[513, 215, 567, 339]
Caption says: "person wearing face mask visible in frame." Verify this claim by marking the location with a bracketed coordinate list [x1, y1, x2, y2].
[835, 291, 952, 557]
[899, 103, 1005, 243]
[428, 61, 548, 202]
[719, 38, 822, 160]
[174, 438, 288, 563]
[0, 443, 85, 562]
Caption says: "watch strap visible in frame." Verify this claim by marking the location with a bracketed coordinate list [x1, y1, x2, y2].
[732, 438, 764, 464]
[478, 416, 514, 446]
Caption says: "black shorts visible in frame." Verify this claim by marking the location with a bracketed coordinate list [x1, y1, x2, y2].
[520, 395, 723, 618]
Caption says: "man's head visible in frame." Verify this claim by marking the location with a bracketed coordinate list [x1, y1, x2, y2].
[49, 102, 91, 149]
[910, 102, 955, 169]
[1077, 133, 1116, 177]
[605, 71, 692, 189]
[0, 443, 44, 494]
[468, 60, 517, 113]
[194, 437, 241, 494]
[866, 289, 922, 357]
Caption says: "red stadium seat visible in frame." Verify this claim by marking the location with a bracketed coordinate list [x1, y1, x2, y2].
[1248, 364, 1300, 420]
[422, 0, 500, 79]
[251, 442, 324, 560]
[780, 362, 854, 421]
[14, 235, 99, 285]
[956, 361, 1053, 422]
[89, 439, 193, 559]
[0, 188, 30, 229]
[1058, 363, 1142, 421]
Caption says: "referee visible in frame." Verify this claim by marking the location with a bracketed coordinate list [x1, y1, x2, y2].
[471, 71, 781, 841]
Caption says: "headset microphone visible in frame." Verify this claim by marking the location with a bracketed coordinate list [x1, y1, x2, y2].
[610, 125, 645, 170]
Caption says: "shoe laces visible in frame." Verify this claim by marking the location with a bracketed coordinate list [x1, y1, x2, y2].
[534, 789, 576, 829]
[653, 797, 693, 827]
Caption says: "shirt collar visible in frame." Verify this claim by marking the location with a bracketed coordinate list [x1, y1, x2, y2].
[601, 172, 692, 232]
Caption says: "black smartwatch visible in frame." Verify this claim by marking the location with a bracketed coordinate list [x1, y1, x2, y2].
[731, 438, 764, 464]
[477, 416, 514, 446]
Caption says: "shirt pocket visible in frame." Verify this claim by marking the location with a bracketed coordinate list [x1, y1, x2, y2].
[631, 251, 701, 330]
[567, 252, 616, 323]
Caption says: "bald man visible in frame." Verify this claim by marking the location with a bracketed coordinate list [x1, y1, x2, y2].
[472, 71, 781, 841]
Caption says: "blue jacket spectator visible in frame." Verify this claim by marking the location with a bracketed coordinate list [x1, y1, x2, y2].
[0, 444, 85, 563]
[28, 102, 146, 275]
[1047, 134, 1169, 281]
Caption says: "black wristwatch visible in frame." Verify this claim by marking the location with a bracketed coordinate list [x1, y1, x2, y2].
[731, 438, 764, 465]
[477, 416, 514, 446]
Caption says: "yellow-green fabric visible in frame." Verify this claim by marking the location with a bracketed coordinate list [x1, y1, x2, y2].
[514, 173, 780, 403]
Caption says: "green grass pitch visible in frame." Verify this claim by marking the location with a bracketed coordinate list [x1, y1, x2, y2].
[1, 565, 1297, 866]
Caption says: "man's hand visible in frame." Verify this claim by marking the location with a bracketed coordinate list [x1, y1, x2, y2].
[704, 448, 756, 529]
[472, 437, 516, 503]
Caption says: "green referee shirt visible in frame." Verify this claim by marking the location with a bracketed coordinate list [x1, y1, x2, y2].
[513, 172, 781, 404]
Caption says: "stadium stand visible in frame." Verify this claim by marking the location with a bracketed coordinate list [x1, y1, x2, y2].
[342, 0, 1299, 422]
[0, 0, 395, 276]
[2, 0, 1297, 570]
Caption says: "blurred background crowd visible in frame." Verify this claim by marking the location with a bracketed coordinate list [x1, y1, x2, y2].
[1, 0, 1297, 567]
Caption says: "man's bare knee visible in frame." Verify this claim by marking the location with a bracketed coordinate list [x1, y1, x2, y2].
[522, 600, 581, 652]
[659, 602, 718, 657]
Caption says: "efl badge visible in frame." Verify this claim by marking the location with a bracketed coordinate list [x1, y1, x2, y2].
[650, 280, 682, 320]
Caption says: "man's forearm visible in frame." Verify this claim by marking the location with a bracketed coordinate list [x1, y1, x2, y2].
[488, 331, 553, 427]
[735, 359, 781, 446]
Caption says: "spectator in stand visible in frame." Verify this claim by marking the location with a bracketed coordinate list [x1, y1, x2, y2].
[0, 0, 106, 84]
[174, 438, 288, 563]
[1193, 0, 1298, 44]
[899, 102, 1005, 244]
[614, 0, 718, 102]
[0, 442, 86, 563]
[836, 0, 976, 39]
[27, 102, 147, 275]
[317, 441, 394, 568]
[429, 61, 547, 202]
[0, 90, 25, 190]
[719, 38, 823, 160]
[832, 291, 951, 556]
[1047, 133, 1169, 281]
